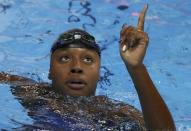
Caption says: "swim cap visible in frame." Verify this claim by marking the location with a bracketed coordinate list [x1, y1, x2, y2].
[51, 28, 101, 57]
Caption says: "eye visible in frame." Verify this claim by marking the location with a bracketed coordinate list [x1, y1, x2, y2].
[60, 55, 70, 62]
[82, 56, 94, 64]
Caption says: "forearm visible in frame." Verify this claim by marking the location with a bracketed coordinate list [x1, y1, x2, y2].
[127, 64, 176, 130]
[0, 72, 37, 86]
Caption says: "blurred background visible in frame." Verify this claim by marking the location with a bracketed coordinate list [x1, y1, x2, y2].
[0, 0, 190, 130]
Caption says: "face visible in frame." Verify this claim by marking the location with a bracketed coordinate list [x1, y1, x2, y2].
[49, 48, 100, 96]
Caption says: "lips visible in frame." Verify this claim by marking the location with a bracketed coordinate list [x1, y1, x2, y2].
[66, 78, 86, 90]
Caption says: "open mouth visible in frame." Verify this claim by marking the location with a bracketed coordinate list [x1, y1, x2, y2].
[66, 79, 86, 90]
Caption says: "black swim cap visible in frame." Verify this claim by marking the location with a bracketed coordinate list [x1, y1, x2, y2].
[51, 28, 101, 57]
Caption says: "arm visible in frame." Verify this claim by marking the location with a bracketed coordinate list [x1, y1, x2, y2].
[127, 64, 175, 130]
[120, 5, 176, 130]
[0, 72, 37, 86]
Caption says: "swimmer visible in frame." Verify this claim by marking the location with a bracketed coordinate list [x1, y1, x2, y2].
[0, 5, 176, 130]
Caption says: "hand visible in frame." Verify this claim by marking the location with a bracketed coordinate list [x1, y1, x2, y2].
[120, 5, 149, 68]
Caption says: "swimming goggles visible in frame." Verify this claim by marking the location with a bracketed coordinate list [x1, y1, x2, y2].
[51, 32, 101, 56]
[59, 32, 96, 44]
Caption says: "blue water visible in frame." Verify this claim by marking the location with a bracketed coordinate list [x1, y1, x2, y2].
[0, 0, 191, 130]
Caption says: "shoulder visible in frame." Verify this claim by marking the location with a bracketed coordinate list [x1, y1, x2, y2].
[94, 95, 146, 130]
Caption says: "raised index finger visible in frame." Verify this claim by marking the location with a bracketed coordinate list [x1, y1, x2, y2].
[137, 4, 148, 31]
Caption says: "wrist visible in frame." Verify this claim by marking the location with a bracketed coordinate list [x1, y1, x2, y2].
[126, 63, 145, 72]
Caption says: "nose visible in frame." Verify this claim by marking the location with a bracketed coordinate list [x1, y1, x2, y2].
[70, 59, 83, 74]
[71, 67, 83, 74]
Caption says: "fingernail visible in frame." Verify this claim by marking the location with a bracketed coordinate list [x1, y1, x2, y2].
[122, 45, 127, 52]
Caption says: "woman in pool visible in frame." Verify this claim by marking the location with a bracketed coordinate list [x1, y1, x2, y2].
[0, 5, 175, 130]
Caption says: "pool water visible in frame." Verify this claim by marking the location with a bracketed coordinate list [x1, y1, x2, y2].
[0, 0, 191, 130]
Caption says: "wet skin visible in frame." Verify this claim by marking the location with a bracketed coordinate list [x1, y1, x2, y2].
[49, 47, 100, 96]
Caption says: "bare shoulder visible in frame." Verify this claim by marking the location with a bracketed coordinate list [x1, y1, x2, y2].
[119, 103, 145, 126]
[91, 96, 146, 130]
